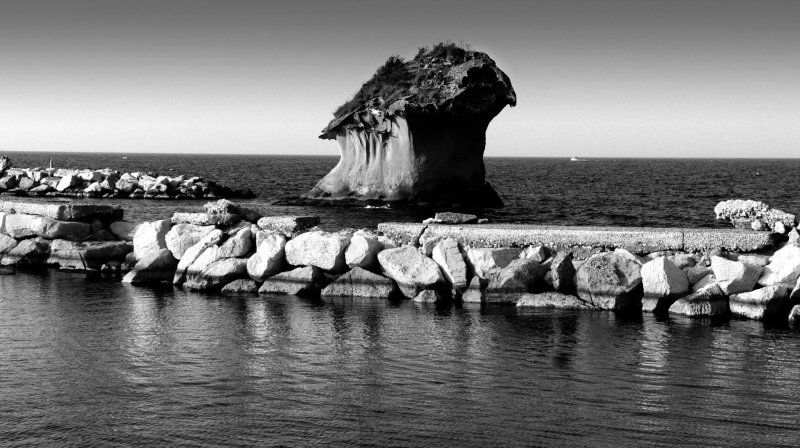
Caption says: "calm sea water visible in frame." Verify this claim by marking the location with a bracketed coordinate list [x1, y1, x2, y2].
[5, 152, 800, 229]
[2, 153, 800, 446]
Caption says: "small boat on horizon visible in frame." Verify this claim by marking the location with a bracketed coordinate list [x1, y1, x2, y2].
[570, 156, 587, 162]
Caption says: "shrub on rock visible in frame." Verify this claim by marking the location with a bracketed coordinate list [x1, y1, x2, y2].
[576, 252, 643, 310]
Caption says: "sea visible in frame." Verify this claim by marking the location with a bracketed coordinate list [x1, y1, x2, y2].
[2, 153, 800, 447]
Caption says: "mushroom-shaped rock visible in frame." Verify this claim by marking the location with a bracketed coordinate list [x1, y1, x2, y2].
[485, 258, 546, 303]
[344, 231, 382, 270]
[247, 232, 286, 282]
[133, 219, 171, 259]
[516, 292, 594, 309]
[668, 284, 729, 317]
[431, 238, 467, 291]
[259, 266, 325, 296]
[576, 253, 643, 310]
[285, 231, 350, 273]
[641, 257, 690, 313]
[183, 257, 248, 291]
[377, 246, 445, 298]
[550, 252, 576, 294]
[729, 285, 792, 320]
[166, 223, 215, 260]
[122, 249, 178, 284]
[710, 256, 763, 295]
[321, 267, 397, 299]
[466, 247, 521, 280]
[757, 245, 800, 287]
[309, 43, 515, 206]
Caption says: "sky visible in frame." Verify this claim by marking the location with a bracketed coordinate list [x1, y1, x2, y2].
[0, 0, 798, 157]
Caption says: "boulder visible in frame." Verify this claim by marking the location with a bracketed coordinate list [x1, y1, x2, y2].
[433, 212, 478, 224]
[258, 266, 325, 296]
[247, 232, 286, 281]
[550, 252, 576, 294]
[109, 221, 140, 241]
[172, 212, 240, 227]
[641, 257, 690, 312]
[1, 237, 51, 266]
[321, 267, 397, 299]
[0, 202, 124, 222]
[710, 256, 763, 295]
[221, 279, 260, 293]
[692, 273, 717, 292]
[792, 276, 800, 304]
[788, 228, 800, 245]
[714, 199, 797, 231]
[667, 253, 696, 269]
[55, 174, 81, 192]
[308, 43, 514, 206]
[121, 249, 178, 284]
[17, 177, 36, 191]
[0, 233, 19, 254]
[466, 247, 521, 280]
[684, 265, 712, 284]
[613, 248, 645, 265]
[431, 238, 467, 291]
[516, 292, 594, 309]
[1, 212, 91, 241]
[172, 229, 224, 284]
[183, 257, 248, 291]
[789, 304, 800, 323]
[736, 254, 771, 267]
[0, 176, 18, 190]
[729, 285, 792, 320]
[217, 226, 253, 258]
[576, 252, 643, 310]
[757, 245, 800, 287]
[47, 240, 132, 270]
[668, 284, 729, 317]
[461, 276, 486, 303]
[0, 156, 12, 176]
[132, 219, 171, 259]
[344, 231, 383, 270]
[520, 245, 548, 263]
[413, 289, 444, 303]
[285, 231, 350, 272]
[485, 258, 546, 303]
[377, 246, 445, 298]
[257, 215, 320, 237]
[165, 223, 215, 260]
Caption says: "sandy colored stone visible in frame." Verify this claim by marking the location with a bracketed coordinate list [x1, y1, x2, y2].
[247, 232, 286, 282]
[485, 258, 546, 303]
[165, 223, 215, 260]
[345, 231, 382, 270]
[133, 219, 171, 259]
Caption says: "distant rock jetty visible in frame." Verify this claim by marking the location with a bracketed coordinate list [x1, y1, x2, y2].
[2, 197, 800, 324]
[0, 156, 254, 200]
[307, 42, 515, 207]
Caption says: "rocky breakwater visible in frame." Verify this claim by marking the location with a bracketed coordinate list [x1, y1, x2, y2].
[305, 42, 516, 207]
[0, 155, 254, 200]
[0, 200, 131, 272]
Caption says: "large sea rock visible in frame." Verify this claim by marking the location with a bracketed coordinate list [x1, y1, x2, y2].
[285, 231, 350, 273]
[377, 246, 445, 298]
[307, 43, 515, 206]
[576, 252, 643, 310]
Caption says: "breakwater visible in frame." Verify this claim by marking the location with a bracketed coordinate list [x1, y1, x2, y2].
[2, 198, 800, 323]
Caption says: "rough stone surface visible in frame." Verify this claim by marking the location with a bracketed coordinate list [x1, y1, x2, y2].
[257, 216, 320, 237]
[217, 226, 252, 259]
[667, 253, 697, 269]
[378, 246, 444, 298]
[344, 231, 382, 270]
[121, 249, 178, 284]
[47, 240, 132, 270]
[461, 277, 486, 303]
[736, 254, 771, 267]
[1, 212, 91, 241]
[516, 292, 594, 309]
[321, 267, 397, 299]
[466, 247, 521, 280]
[184, 257, 248, 291]
[757, 245, 800, 287]
[729, 285, 792, 320]
[172, 229, 224, 284]
[614, 248, 645, 265]
[549, 252, 576, 294]
[520, 245, 548, 263]
[259, 266, 325, 296]
[109, 221, 140, 241]
[692, 273, 717, 292]
[247, 232, 286, 282]
[791, 277, 800, 304]
[714, 199, 797, 231]
[710, 256, 763, 295]
[485, 258, 546, 303]
[171, 212, 240, 227]
[285, 231, 350, 272]
[413, 289, 444, 303]
[0, 201, 122, 222]
[431, 238, 467, 291]
[685, 265, 712, 284]
[433, 212, 478, 224]
[668, 284, 729, 317]
[132, 219, 171, 259]
[641, 257, 690, 312]
[576, 253, 643, 310]
[0, 233, 19, 255]
[2, 237, 51, 266]
[221, 279, 260, 293]
[165, 224, 215, 260]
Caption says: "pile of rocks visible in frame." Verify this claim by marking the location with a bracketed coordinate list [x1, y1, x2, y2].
[0, 201, 131, 272]
[0, 156, 254, 200]
[714, 199, 797, 234]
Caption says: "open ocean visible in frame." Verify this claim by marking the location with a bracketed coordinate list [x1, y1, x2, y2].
[2, 152, 800, 447]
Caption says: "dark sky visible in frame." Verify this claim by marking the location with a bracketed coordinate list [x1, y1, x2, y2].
[1, 0, 798, 157]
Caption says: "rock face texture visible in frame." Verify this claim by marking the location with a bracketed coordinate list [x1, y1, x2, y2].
[576, 253, 643, 310]
[641, 257, 690, 313]
[308, 43, 516, 206]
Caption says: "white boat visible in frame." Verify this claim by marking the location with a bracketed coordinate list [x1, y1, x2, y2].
[570, 156, 586, 162]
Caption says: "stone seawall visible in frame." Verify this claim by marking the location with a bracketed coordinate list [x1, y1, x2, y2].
[3, 199, 800, 324]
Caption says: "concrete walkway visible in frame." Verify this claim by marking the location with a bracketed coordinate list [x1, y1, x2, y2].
[377, 222, 777, 253]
